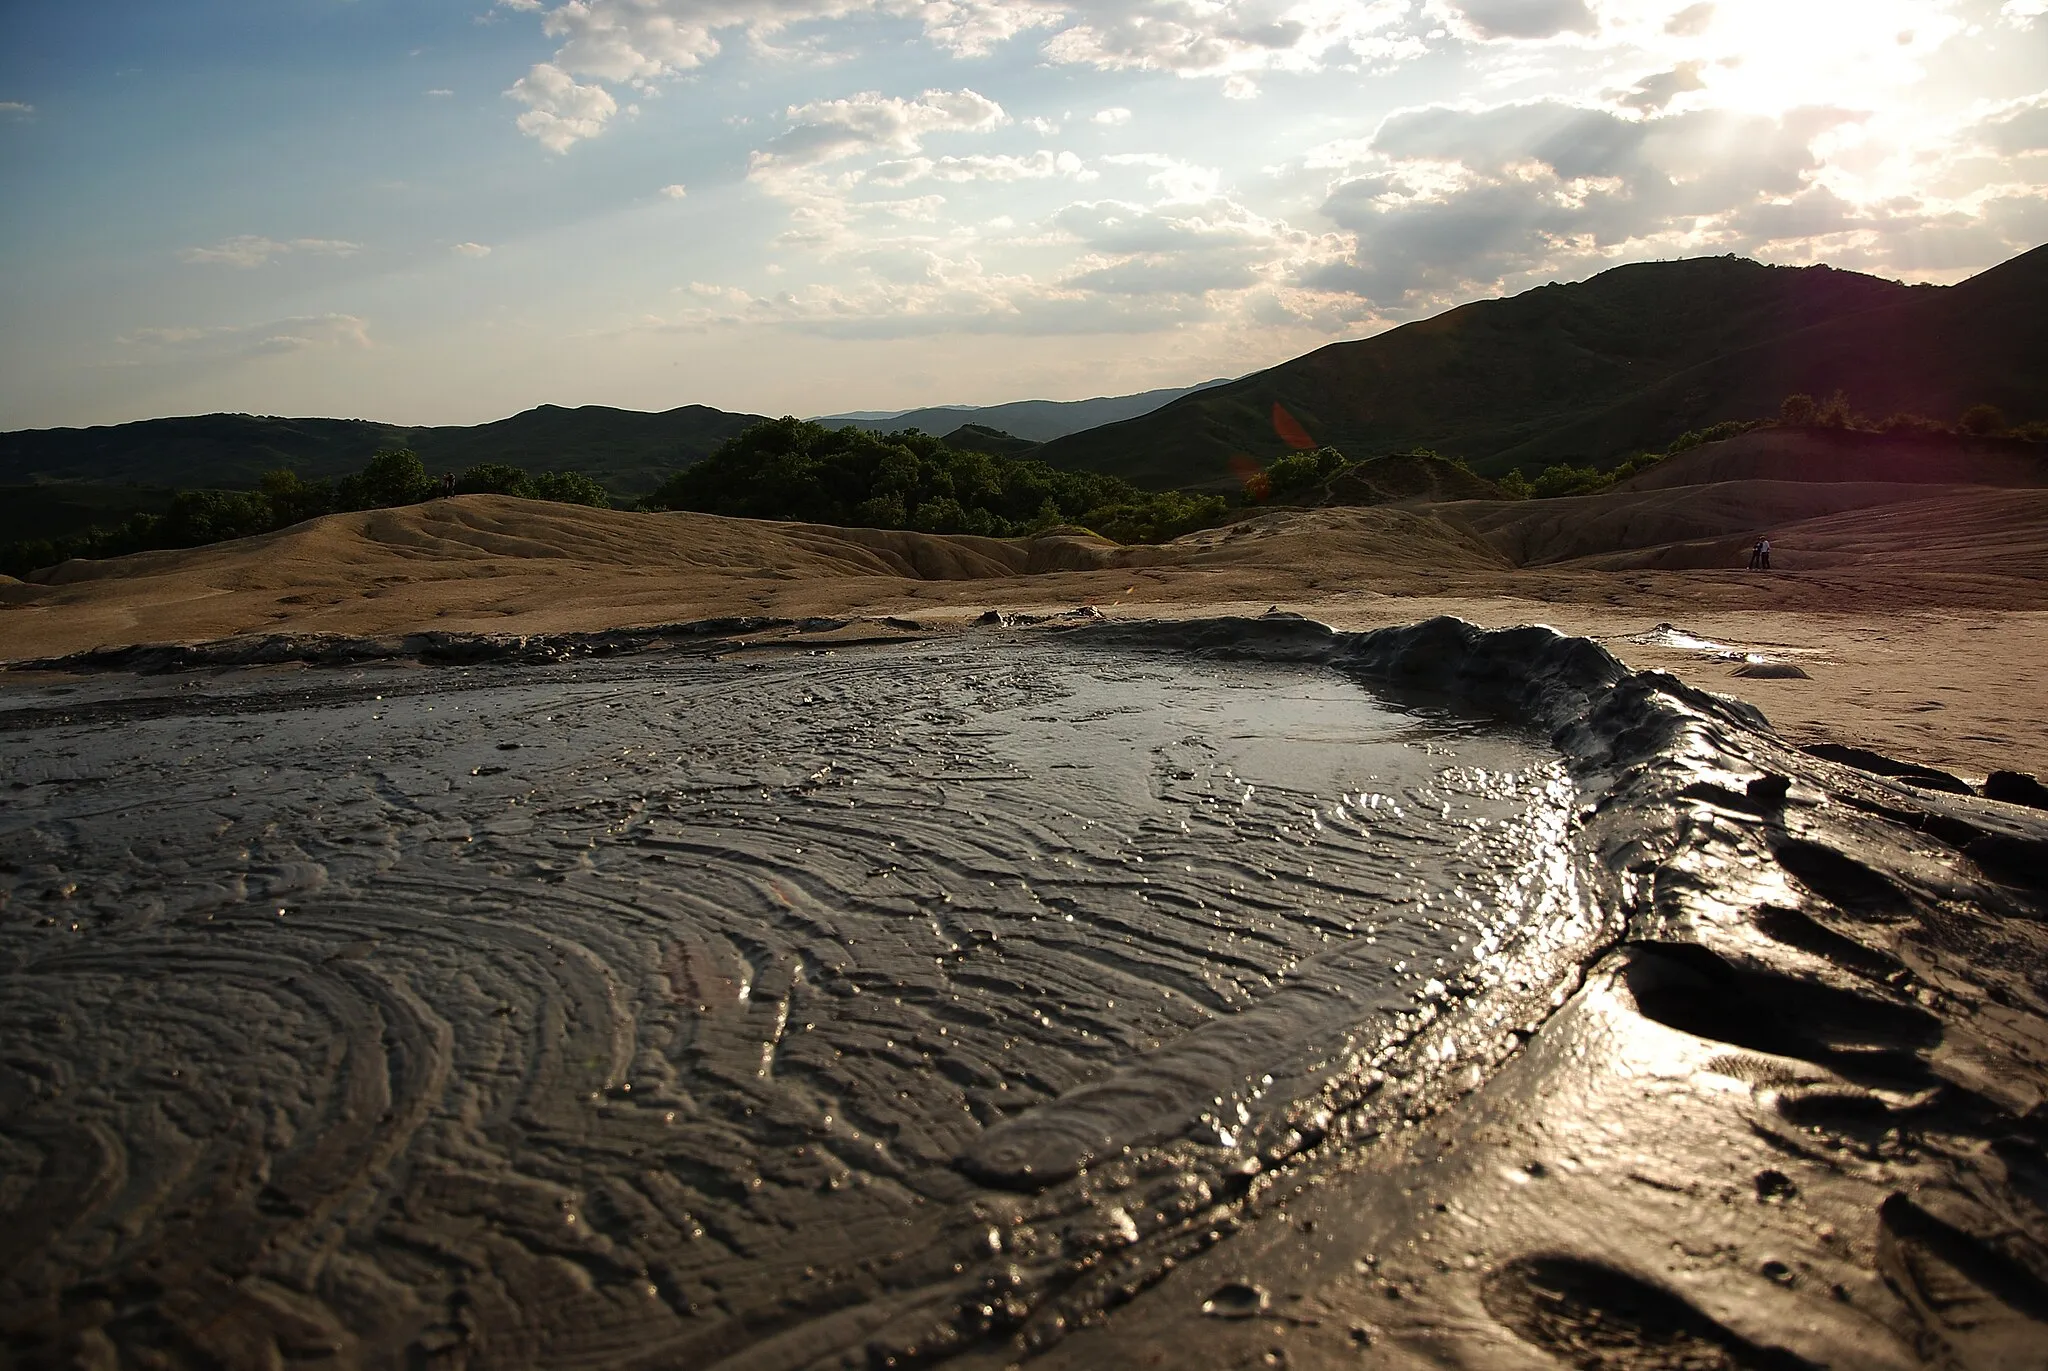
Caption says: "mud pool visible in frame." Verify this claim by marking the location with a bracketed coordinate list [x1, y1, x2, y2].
[0, 634, 1601, 1368]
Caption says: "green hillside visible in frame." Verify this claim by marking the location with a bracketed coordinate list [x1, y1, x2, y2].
[0, 403, 764, 496]
[1032, 248, 2048, 487]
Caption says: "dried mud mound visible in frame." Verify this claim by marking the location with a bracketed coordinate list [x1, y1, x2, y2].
[1319, 453, 1504, 506]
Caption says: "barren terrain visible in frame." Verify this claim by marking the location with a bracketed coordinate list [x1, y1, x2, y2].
[6, 429, 2045, 779]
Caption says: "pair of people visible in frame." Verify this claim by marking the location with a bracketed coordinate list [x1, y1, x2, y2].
[1748, 537, 1773, 571]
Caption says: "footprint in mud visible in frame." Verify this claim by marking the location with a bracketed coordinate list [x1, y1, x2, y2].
[1620, 942, 1940, 1085]
[1877, 1191, 2048, 1371]
[1480, 1255, 1816, 1371]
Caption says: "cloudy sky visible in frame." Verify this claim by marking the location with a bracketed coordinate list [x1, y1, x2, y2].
[2, 0, 2044, 429]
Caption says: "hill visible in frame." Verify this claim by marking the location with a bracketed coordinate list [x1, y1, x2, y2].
[0, 403, 765, 496]
[1031, 247, 2048, 488]
[812, 379, 1234, 442]
[939, 423, 1041, 457]
[1611, 427, 2048, 492]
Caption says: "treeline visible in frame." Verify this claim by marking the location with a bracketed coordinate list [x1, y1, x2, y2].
[1498, 398, 2044, 501]
[1773, 393, 2047, 440]
[641, 418, 1229, 544]
[1, 450, 608, 579]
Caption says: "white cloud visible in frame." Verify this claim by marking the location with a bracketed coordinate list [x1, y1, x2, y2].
[868, 150, 1088, 185]
[1092, 106, 1133, 125]
[0, 100, 33, 117]
[506, 62, 618, 152]
[1295, 87, 2048, 312]
[499, 1, 1431, 147]
[1101, 152, 1221, 201]
[1438, 0, 1598, 41]
[452, 241, 493, 257]
[660, 182, 690, 198]
[178, 236, 362, 268]
[752, 88, 1007, 172]
[426, 88, 455, 97]
[1972, 94, 2048, 155]
[1664, 2, 1715, 36]
[118, 314, 373, 360]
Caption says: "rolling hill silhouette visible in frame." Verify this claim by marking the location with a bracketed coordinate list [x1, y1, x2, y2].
[1031, 246, 2048, 488]
[0, 403, 764, 496]
[811, 379, 1233, 442]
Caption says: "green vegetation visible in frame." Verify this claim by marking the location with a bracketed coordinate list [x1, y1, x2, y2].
[1265, 446, 1349, 496]
[642, 418, 1230, 544]
[1776, 393, 2047, 441]
[1, 449, 610, 579]
[1499, 419, 1769, 500]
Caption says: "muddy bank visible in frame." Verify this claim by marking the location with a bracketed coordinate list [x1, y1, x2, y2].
[969, 619, 2048, 1371]
[2, 617, 2044, 1370]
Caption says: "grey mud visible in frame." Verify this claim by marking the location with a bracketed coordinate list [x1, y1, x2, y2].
[3, 616, 2044, 1371]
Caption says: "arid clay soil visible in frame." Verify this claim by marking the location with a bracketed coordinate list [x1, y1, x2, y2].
[5, 433, 2047, 779]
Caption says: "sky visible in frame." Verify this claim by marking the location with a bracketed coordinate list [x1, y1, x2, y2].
[1, 0, 2044, 430]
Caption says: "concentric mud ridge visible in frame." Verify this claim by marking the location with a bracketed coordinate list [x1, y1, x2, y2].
[1, 625, 1599, 1369]
[6, 614, 2045, 1371]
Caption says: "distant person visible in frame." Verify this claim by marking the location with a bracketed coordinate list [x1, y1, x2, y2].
[440, 473, 456, 498]
[1758, 537, 1772, 571]
[1748, 539, 1763, 571]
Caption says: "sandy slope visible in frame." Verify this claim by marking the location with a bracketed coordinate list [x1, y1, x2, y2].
[4, 471, 2047, 778]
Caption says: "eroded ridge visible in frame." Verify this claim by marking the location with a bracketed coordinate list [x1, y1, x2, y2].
[0, 631, 1595, 1368]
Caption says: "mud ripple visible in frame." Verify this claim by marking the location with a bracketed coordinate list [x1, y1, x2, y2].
[0, 634, 1592, 1367]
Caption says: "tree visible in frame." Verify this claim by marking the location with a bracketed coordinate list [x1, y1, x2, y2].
[1958, 404, 2007, 436]
[259, 468, 335, 526]
[338, 448, 433, 509]
[457, 463, 533, 496]
[524, 471, 611, 507]
[1779, 393, 1818, 426]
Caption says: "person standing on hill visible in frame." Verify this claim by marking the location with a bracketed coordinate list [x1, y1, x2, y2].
[1748, 539, 1763, 570]
[1758, 537, 1772, 571]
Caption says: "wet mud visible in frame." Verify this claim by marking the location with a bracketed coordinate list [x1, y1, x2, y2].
[2, 627, 1591, 1368]
[4, 616, 2044, 1370]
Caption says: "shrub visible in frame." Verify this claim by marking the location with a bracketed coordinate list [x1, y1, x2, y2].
[1497, 470, 1533, 500]
[1267, 446, 1347, 495]
[1814, 390, 1854, 429]
[1958, 404, 2007, 436]
[457, 463, 533, 496]
[523, 471, 611, 507]
[1531, 463, 1607, 498]
[1778, 393, 1818, 426]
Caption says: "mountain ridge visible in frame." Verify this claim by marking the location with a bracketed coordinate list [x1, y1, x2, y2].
[1029, 248, 2048, 488]
[810, 379, 1235, 442]
[0, 403, 766, 496]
